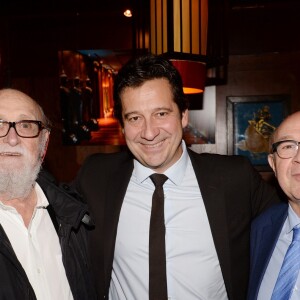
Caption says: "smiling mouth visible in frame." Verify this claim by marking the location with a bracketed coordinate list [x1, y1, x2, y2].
[142, 140, 165, 148]
[0, 152, 21, 156]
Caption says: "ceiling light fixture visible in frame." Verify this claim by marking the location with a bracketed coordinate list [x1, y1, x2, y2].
[124, 9, 132, 17]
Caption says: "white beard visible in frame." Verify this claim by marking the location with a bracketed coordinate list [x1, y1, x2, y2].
[0, 136, 46, 201]
[0, 159, 42, 200]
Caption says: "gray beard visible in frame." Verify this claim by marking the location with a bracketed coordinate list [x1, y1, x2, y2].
[0, 158, 42, 201]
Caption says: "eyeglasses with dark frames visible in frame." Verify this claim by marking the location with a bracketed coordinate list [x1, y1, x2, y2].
[0, 120, 48, 138]
[272, 140, 300, 159]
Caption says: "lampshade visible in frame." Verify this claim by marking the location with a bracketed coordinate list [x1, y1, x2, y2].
[171, 59, 206, 94]
[150, 0, 208, 94]
[132, 0, 228, 94]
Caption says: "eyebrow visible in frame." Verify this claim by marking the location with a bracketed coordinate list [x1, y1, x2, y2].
[0, 114, 36, 120]
[124, 107, 173, 119]
[276, 135, 296, 141]
[124, 111, 139, 119]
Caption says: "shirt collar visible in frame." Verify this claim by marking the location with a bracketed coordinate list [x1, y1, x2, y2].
[134, 140, 188, 185]
[35, 183, 49, 208]
[286, 204, 300, 233]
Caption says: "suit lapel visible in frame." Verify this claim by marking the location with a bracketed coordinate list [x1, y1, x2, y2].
[104, 155, 134, 290]
[188, 150, 232, 297]
[250, 204, 287, 299]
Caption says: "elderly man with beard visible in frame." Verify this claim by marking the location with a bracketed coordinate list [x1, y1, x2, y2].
[0, 88, 97, 300]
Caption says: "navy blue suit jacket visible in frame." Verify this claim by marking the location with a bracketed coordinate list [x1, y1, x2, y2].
[248, 202, 288, 300]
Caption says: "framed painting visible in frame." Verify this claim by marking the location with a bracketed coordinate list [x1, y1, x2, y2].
[227, 95, 290, 171]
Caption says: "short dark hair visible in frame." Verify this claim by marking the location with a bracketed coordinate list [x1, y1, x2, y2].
[113, 54, 188, 127]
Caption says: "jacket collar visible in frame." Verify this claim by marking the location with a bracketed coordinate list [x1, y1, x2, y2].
[37, 170, 92, 230]
[248, 202, 288, 300]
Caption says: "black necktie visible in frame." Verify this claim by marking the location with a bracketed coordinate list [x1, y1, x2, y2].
[149, 173, 168, 300]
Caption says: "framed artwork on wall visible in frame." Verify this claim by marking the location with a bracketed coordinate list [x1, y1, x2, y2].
[227, 95, 290, 171]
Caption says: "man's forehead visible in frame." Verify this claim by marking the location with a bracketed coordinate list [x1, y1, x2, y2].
[275, 117, 300, 140]
[0, 91, 39, 118]
[0, 91, 34, 107]
[0, 89, 31, 101]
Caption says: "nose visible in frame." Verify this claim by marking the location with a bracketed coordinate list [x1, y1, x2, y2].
[2, 127, 20, 146]
[293, 145, 300, 163]
[140, 118, 160, 140]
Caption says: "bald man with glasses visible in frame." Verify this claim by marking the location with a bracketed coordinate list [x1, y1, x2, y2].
[248, 111, 300, 300]
[0, 88, 97, 300]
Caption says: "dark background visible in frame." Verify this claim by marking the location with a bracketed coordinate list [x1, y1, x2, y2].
[0, 0, 299, 182]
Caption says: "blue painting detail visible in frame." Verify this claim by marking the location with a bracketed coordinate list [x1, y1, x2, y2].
[233, 101, 285, 166]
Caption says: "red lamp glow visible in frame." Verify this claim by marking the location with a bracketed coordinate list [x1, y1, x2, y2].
[171, 59, 206, 94]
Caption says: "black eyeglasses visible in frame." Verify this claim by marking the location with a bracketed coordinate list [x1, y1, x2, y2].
[0, 120, 47, 138]
[272, 140, 300, 159]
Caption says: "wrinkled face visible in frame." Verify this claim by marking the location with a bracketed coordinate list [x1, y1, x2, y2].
[0, 90, 49, 199]
[121, 78, 188, 173]
[268, 112, 300, 205]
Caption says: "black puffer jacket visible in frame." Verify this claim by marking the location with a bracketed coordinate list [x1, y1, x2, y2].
[0, 169, 97, 300]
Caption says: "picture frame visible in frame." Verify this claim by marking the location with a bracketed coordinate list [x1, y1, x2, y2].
[227, 95, 290, 171]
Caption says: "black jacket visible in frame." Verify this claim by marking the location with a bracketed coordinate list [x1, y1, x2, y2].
[74, 149, 280, 300]
[0, 170, 97, 300]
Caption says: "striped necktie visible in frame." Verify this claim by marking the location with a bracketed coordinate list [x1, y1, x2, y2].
[271, 226, 300, 300]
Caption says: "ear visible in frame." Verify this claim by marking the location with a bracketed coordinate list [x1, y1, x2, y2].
[181, 109, 189, 128]
[40, 131, 50, 162]
[268, 153, 277, 176]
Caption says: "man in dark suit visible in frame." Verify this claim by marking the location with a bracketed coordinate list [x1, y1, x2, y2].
[248, 111, 300, 300]
[74, 54, 279, 300]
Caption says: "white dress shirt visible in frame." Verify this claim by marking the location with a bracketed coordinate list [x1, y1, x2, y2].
[258, 205, 300, 300]
[0, 183, 73, 300]
[109, 141, 228, 300]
